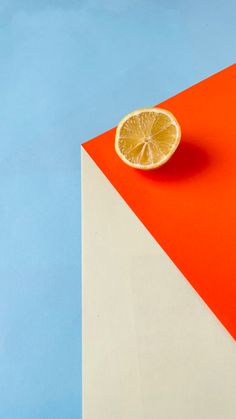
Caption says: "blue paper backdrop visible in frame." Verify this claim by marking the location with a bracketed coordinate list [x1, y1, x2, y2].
[0, 1, 235, 417]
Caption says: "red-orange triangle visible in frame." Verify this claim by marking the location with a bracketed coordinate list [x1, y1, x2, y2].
[83, 64, 236, 340]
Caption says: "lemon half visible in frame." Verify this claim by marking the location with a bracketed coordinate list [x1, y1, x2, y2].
[115, 107, 181, 170]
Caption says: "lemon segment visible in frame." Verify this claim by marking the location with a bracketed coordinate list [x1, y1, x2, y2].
[115, 108, 181, 170]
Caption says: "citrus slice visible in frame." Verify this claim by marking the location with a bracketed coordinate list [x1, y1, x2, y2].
[115, 107, 181, 170]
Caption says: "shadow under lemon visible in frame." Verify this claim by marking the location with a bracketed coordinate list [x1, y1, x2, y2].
[138, 139, 210, 182]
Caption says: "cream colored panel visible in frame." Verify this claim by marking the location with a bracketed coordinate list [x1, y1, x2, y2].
[82, 148, 236, 419]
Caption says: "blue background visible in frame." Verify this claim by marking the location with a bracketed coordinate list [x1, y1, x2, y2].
[0, 1, 235, 417]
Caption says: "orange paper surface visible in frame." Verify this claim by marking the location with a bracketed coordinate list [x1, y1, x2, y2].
[83, 64, 236, 340]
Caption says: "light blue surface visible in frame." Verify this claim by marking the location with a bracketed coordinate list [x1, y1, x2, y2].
[0, 1, 235, 417]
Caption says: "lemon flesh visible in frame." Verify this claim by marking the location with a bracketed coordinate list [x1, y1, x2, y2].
[115, 108, 181, 170]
